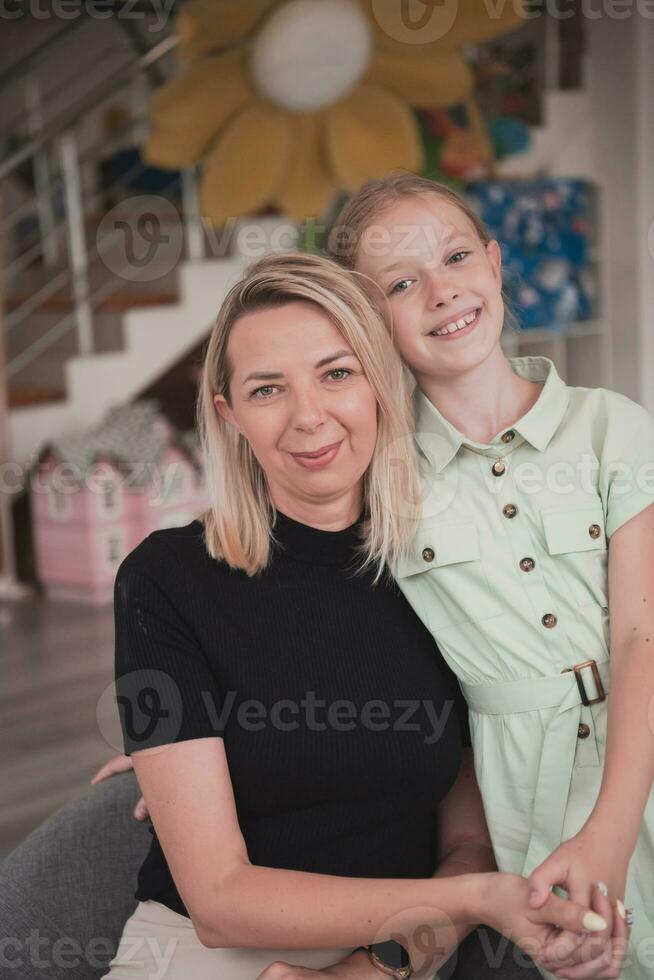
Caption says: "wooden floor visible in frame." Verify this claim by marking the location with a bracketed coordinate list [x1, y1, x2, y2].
[0, 593, 123, 861]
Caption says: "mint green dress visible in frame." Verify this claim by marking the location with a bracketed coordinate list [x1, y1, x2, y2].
[394, 356, 654, 980]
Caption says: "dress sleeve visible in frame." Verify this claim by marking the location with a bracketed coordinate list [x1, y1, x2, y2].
[113, 540, 225, 755]
[598, 394, 654, 539]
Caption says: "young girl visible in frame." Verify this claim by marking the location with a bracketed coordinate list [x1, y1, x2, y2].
[327, 172, 654, 980]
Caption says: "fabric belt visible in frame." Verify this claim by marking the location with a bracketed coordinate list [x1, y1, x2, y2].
[460, 659, 611, 876]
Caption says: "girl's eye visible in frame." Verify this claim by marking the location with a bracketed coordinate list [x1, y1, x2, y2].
[327, 368, 352, 382]
[251, 385, 279, 399]
[389, 279, 413, 296]
[448, 250, 470, 264]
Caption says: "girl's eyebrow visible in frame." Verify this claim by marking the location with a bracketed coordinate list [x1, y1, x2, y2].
[242, 350, 353, 385]
[378, 231, 476, 277]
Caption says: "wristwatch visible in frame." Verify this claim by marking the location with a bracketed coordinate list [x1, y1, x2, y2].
[365, 940, 413, 978]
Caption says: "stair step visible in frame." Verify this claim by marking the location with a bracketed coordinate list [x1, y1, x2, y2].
[6, 289, 178, 314]
[8, 387, 67, 408]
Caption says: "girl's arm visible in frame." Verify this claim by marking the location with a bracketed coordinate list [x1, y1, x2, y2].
[130, 735, 602, 953]
[528, 502, 654, 907]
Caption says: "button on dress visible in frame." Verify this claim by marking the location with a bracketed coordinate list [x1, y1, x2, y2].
[394, 356, 654, 980]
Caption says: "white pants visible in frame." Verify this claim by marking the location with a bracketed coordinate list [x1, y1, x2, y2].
[101, 899, 355, 980]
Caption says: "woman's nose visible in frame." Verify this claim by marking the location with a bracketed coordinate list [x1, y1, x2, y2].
[291, 391, 326, 432]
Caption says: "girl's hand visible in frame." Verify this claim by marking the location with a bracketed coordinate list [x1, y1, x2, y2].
[540, 884, 631, 979]
[90, 754, 149, 821]
[475, 872, 612, 972]
[527, 830, 629, 914]
[255, 948, 380, 980]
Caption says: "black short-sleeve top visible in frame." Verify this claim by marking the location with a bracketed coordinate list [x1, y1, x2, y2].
[113, 510, 471, 917]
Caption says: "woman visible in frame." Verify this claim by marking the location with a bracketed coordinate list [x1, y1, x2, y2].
[95, 252, 612, 980]
[325, 171, 650, 980]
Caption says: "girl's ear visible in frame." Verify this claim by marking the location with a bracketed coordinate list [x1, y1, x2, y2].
[213, 393, 241, 434]
[485, 239, 502, 282]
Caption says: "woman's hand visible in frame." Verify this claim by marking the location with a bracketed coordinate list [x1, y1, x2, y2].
[90, 754, 149, 821]
[255, 948, 379, 980]
[474, 872, 619, 974]
[539, 883, 630, 980]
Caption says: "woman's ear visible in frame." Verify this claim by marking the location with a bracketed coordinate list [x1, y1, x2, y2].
[213, 393, 241, 433]
[486, 239, 502, 282]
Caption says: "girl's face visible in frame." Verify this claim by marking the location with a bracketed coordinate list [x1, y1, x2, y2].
[354, 194, 504, 385]
[213, 300, 378, 512]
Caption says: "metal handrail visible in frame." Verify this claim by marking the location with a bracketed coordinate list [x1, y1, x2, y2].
[0, 18, 88, 91]
[7, 176, 182, 379]
[3, 44, 136, 139]
[0, 34, 179, 182]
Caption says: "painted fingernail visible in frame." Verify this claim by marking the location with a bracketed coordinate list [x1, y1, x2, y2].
[583, 911, 608, 932]
[597, 880, 608, 896]
[625, 908, 634, 927]
[617, 900, 626, 920]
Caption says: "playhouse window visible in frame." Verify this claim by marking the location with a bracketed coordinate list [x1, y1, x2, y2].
[48, 484, 72, 520]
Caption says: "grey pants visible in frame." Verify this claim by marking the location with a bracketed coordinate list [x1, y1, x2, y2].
[101, 899, 538, 979]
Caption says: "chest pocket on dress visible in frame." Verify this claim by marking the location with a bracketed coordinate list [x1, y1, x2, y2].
[395, 520, 502, 632]
[541, 505, 608, 608]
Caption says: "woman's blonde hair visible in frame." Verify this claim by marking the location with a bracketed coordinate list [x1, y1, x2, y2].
[197, 251, 421, 581]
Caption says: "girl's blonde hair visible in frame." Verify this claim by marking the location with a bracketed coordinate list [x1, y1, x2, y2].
[327, 171, 491, 269]
[196, 251, 421, 580]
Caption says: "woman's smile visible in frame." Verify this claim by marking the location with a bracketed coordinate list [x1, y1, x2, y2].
[289, 440, 343, 469]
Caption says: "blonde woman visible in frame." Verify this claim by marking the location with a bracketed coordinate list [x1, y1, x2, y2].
[96, 253, 613, 980]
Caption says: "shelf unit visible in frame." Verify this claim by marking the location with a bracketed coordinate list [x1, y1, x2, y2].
[501, 318, 609, 390]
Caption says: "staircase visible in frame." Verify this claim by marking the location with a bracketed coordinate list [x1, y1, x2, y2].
[0, 29, 268, 477]
[0, 24, 302, 592]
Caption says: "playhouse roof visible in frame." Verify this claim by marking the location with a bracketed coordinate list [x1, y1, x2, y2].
[36, 399, 202, 487]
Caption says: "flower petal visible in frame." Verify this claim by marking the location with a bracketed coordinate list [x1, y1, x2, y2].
[356, 0, 527, 54]
[143, 50, 253, 168]
[176, 0, 275, 64]
[325, 83, 423, 192]
[367, 48, 473, 107]
[275, 114, 337, 220]
[199, 102, 293, 226]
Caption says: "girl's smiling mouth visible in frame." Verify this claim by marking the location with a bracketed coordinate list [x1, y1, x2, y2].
[427, 307, 482, 340]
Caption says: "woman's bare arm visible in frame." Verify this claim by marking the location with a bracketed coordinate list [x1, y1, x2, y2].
[132, 736, 604, 953]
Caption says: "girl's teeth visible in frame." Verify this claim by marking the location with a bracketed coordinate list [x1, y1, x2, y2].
[434, 310, 479, 336]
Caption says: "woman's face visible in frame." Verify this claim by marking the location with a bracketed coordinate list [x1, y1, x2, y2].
[354, 194, 504, 386]
[213, 300, 378, 512]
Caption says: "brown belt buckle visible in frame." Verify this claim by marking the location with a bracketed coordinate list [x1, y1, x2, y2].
[562, 659, 606, 706]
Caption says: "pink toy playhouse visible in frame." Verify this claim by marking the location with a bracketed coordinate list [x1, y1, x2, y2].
[31, 399, 209, 604]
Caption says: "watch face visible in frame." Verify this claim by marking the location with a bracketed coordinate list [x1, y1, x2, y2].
[371, 940, 410, 969]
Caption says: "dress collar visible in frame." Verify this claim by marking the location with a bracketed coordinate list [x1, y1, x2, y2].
[413, 356, 571, 473]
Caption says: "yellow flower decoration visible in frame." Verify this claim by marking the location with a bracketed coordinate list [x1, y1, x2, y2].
[144, 0, 525, 224]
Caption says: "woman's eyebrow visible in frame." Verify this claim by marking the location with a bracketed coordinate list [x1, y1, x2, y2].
[242, 350, 353, 385]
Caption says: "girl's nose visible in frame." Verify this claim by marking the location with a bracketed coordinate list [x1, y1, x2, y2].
[427, 276, 460, 309]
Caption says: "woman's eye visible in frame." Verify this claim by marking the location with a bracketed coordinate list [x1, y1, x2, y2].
[327, 368, 352, 382]
[448, 250, 469, 264]
[389, 279, 412, 296]
[251, 385, 279, 399]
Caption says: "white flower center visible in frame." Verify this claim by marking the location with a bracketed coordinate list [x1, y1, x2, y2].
[250, 0, 373, 112]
